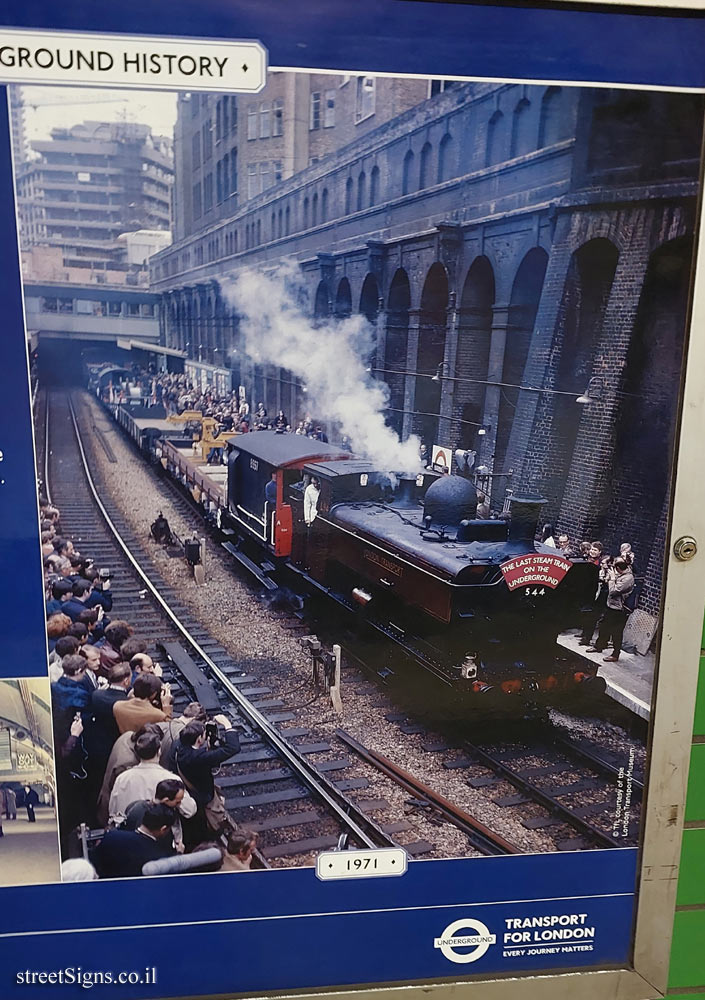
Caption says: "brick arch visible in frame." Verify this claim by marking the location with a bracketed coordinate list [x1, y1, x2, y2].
[494, 247, 549, 471]
[384, 268, 411, 436]
[454, 255, 495, 449]
[543, 236, 619, 518]
[314, 279, 331, 322]
[414, 262, 449, 446]
[604, 235, 692, 604]
[335, 276, 352, 318]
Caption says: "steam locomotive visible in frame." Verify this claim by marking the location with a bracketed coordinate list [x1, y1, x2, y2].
[218, 431, 600, 705]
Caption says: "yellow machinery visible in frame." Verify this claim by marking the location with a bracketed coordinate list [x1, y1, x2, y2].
[195, 417, 238, 462]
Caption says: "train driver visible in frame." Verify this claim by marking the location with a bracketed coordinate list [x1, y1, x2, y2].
[304, 477, 321, 526]
[265, 472, 277, 507]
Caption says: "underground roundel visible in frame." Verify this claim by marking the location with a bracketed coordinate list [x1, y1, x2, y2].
[500, 553, 572, 591]
[434, 918, 497, 964]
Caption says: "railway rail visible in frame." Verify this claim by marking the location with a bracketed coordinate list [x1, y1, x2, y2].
[46, 389, 399, 865]
[57, 387, 646, 862]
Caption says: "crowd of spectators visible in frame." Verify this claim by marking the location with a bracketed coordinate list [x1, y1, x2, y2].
[41, 496, 258, 880]
[540, 525, 637, 662]
[104, 367, 341, 449]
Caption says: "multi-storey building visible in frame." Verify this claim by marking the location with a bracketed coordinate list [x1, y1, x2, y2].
[15, 120, 173, 265]
[8, 84, 27, 167]
[151, 77, 704, 628]
[172, 73, 431, 243]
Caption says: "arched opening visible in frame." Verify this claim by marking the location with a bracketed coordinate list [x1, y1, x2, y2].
[544, 238, 619, 515]
[345, 177, 353, 215]
[285, 205, 290, 235]
[494, 248, 548, 471]
[278, 208, 283, 239]
[510, 98, 533, 158]
[607, 237, 692, 591]
[357, 172, 366, 212]
[369, 165, 380, 206]
[335, 277, 352, 319]
[402, 149, 414, 195]
[303, 197, 310, 230]
[312, 192, 318, 227]
[414, 263, 449, 447]
[385, 269, 411, 436]
[486, 110, 505, 167]
[314, 280, 330, 322]
[437, 132, 455, 183]
[538, 86, 571, 148]
[321, 188, 329, 222]
[419, 142, 432, 190]
[359, 273, 380, 369]
[455, 256, 495, 450]
[270, 211, 276, 241]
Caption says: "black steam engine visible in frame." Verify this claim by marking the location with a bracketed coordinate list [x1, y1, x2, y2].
[222, 432, 600, 705]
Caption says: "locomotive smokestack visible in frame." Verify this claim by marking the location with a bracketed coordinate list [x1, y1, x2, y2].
[508, 495, 548, 546]
[396, 476, 416, 506]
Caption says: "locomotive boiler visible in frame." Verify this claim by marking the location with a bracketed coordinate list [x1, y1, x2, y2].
[223, 432, 600, 705]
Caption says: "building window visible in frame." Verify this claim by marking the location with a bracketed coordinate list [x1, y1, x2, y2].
[369, 165, 380, 205]
[192, 131, 201, 169]
[128, 302, 140, 317]
[419, 142, 432, 189]
[324, 90, 336, 128]
[278, 208, 283, 238]
[108, 301, 122, 316]
[345, 176, 353, 214]
[193, 181, 202, 218]
[273, 160, 283, 183]
[260, 102, 271, 138]
[203, 172, 213, 211]
[437, 133, 454, 183]
[272, 98, 284, 137]
[402, 149, 414, 195]
[312, 192, 318, 226]
[230, 147, 238, 195]
[77, 171, 90, 183]
[247, 105, 258, 140]
[216, 100, 223, 142]
[222, 97, 229, 138]
[256, 218, 261, 244]
[216, 160, 223, 203]
[321, 187, 329, 222]
[260, 160, 271, 191]
[303, 196, 309, 229]
[355, 76, 376, 123]
[310, 92, 321, 130]
[202, 119, 212, 160]
[356, 171, 366, 211]
[486, 110, 505, 166]
[141, 303, 155, 317]
[539, 86, 569, 148]
[229, 97, 237, 133]
[285, 204, 290, 235]
[247, 163, 258, 199]
[191, 93, 199, 117]
[222, 153, 229, 198]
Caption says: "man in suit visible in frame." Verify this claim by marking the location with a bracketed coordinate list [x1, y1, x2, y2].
[93, 802, 176, 878]
[23, 785, 39, 822]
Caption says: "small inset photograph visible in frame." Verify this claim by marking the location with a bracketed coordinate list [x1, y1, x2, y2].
[0, 679, 60, 885]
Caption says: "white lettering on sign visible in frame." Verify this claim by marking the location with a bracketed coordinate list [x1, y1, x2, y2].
[0, 29, 266, 92]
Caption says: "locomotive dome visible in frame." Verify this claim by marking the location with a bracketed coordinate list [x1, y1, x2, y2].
[423, 474, 477, 526]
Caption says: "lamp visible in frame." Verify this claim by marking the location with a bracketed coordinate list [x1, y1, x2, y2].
[575, 376, 604, 405]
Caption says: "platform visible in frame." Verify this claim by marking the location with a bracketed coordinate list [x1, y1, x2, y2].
[0, 810, 61, 886]
[558, 629, 654, 721]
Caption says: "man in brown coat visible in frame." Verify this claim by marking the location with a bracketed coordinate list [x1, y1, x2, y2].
[113, 675, 173, 735]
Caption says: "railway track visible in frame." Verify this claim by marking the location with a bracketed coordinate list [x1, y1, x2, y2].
[46, 389, 401, 865]
[66, 387, 645, 860]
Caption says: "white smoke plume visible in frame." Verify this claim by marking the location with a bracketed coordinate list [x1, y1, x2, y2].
[221, 263, 422, 474]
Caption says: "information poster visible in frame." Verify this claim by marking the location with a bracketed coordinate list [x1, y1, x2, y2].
[0, 2, 703, 997]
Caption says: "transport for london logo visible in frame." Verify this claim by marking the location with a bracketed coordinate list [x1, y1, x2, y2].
[434, 918, 496, 964]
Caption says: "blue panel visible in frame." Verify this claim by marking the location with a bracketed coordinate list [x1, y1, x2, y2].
[0, 1, 703, 90]
[0, 88, 49, 678]
[0, 850, 637, 996]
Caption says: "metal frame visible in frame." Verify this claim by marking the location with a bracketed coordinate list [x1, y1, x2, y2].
[227, 129, 705, 1000]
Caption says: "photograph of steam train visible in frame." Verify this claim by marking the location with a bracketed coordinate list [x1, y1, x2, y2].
[14, 71, 705, 873]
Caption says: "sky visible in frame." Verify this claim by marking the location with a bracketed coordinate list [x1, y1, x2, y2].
[16, 85, 179, 150]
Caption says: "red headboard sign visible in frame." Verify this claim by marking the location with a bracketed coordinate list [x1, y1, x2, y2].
[500, 553, 572, 591]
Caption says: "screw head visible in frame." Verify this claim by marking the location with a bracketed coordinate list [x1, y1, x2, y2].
[674, 536, 698, 562]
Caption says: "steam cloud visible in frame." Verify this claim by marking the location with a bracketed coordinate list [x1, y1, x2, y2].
[221, 264, 422, 475]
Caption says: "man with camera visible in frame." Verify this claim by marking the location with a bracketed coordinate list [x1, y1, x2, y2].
[587, 556, 635, 662]
[113, 674, 173, 735]
[173, 715, 240, 844]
